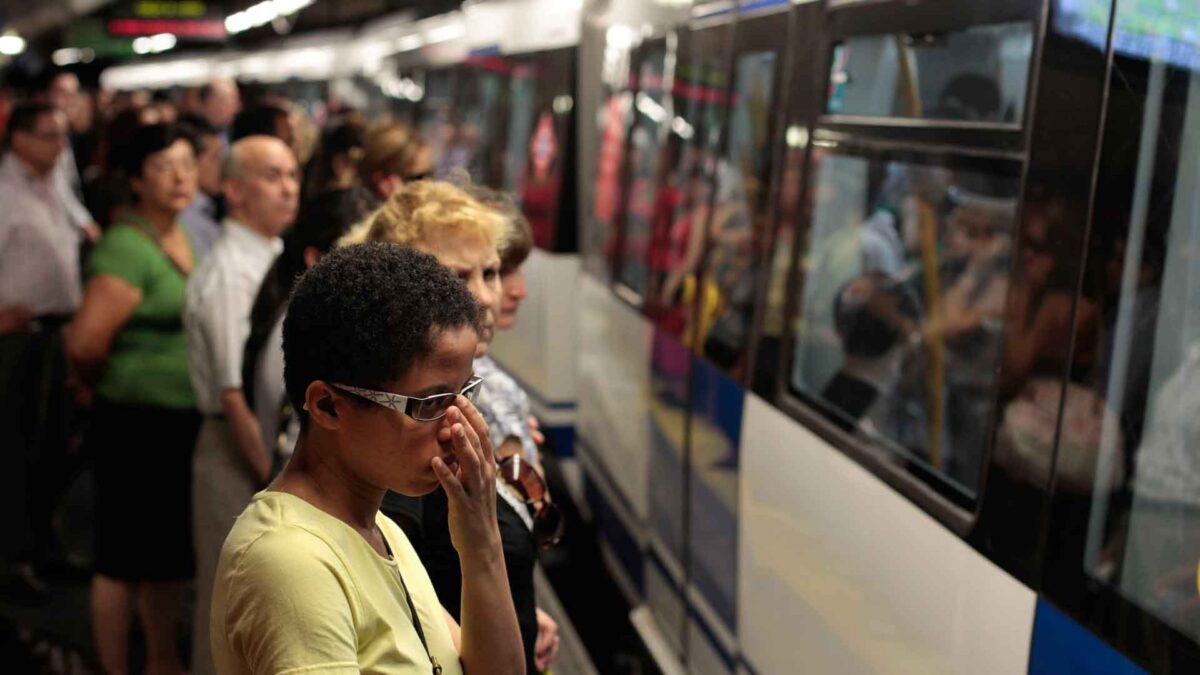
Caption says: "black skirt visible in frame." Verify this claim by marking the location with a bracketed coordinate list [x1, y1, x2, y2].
[89, 398, 200, 581]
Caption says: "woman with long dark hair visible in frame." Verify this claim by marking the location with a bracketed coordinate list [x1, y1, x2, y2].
[242, 186, 377, 466]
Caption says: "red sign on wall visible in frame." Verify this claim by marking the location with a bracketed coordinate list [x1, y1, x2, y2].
[107, 17, 226, 40]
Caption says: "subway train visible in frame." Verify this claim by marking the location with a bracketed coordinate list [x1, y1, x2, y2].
[100, 0, 1200, 672]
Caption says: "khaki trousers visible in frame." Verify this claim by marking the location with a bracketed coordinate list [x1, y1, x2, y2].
[191, 417, 258, 675]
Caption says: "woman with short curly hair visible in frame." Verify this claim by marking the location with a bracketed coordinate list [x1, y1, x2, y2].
[210, 243, 523, 675]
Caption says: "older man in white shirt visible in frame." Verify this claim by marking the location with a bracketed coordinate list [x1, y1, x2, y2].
[183, 135, 298, 675]
[33, 68, 100, 242]
[0, 102, 84, 598]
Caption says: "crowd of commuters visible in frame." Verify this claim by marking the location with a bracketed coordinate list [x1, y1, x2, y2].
[0, 66, 560, 674]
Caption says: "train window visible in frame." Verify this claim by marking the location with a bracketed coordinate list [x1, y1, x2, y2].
[503, 63, 538, 198]
[615, 48, 669, 298]
[1068, 13, 1200, 648]
[693, 50, 778, 376]
[789, 148, 1020, 498]
[584, 89, 631, 280]
[644, 43, 729, 336]
[463, 64, 506, 186]
[420, 70, 457, 178]
[827, 21, 1034, 124]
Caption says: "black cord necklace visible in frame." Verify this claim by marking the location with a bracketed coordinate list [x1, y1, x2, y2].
[378, 528, 443, 675]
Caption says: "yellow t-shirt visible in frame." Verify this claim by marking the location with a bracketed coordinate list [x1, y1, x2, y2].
[211, 491, 463, 675]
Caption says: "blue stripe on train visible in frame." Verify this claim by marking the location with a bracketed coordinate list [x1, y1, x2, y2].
[584, 474, 644, 594]
[689, 358, 743, 632]
[1028, 599, 1146, 674]
[543, 424, 575, 458]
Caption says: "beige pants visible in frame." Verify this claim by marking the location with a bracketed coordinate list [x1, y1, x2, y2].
[191, 417, 258, 675]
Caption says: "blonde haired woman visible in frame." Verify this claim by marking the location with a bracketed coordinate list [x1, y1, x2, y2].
[343, 181, 556, 673]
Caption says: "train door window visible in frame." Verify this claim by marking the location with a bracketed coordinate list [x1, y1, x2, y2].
[503, 62, 539, 198]
[462, 59, 508, 186]
[827, 21, 1034, 124]
[788, 146, 1020, 501]
[518, 49, 575, 251]
[615, 46, 669, 300]
[1058, 0, 1200, 655]
[646, 27, 730, 337]
[584, 86, 633, 280]
[420, 69, 457, 178]
[693, 48, 778, 377]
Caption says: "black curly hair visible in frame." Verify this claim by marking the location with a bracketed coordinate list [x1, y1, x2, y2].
[283, 242, 484, 426]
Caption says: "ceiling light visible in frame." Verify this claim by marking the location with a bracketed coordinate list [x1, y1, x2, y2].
[0, 33, 25, 56]
[395, 33, 424, 52]
[150, 33, 177, 52]
[53, 48, 82, 65]
[273, 0, 313, 14]
[425, 23, 465, 44]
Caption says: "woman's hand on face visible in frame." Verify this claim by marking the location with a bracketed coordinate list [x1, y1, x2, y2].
[433, 396, 502, 560]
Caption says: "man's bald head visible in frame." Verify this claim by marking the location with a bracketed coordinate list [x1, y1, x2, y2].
[202, 77, 240, 130]
[222, 135, 299, 238]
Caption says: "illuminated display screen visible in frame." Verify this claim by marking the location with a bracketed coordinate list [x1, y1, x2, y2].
[107, 17, 226, 39]
[1056, 0, 1200, 69]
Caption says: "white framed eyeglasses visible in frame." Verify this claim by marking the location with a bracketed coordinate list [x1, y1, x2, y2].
[331, 376, 484, 422]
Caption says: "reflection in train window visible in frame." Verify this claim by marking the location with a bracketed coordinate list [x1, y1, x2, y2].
[694, 50, 777, 376]
[462, 66, 505, 185]
[645, 52, 728, 336]
[790, 150, 1020, 497]
[827, 22, 1034, 124]
[420, 70, 457, 177]
[504, 64, 538, 197]
[615, 49, 668, 298]
[584, 90, 631, 280]
[1078, 26, 1200, 645]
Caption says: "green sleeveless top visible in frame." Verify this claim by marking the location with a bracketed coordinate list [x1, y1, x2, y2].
[87, 213, 197, 410]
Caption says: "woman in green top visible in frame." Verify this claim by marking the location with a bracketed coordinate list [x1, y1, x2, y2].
[67, 123, 201, 675]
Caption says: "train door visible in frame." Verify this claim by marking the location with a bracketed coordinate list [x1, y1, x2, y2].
[681, 3, 792, 673]
[640, 11, 739, 669]
[573, 5, 692, 667]
[1035, 0, 1200, 670]
[610, 30, 696, 660]
[742, 0, 1052, 671]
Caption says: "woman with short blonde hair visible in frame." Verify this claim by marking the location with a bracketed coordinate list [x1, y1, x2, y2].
[344, 181, 556, 673]
[342, 180, 505, 250]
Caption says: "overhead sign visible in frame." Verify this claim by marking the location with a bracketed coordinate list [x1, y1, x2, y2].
[132, 1, 209, 18]
[69, 18, 136, 57]
[107, 17, 226, 39]
[107, 0, 225, 41]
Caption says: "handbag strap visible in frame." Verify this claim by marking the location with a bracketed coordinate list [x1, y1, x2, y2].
[378, 528, 443, 675]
